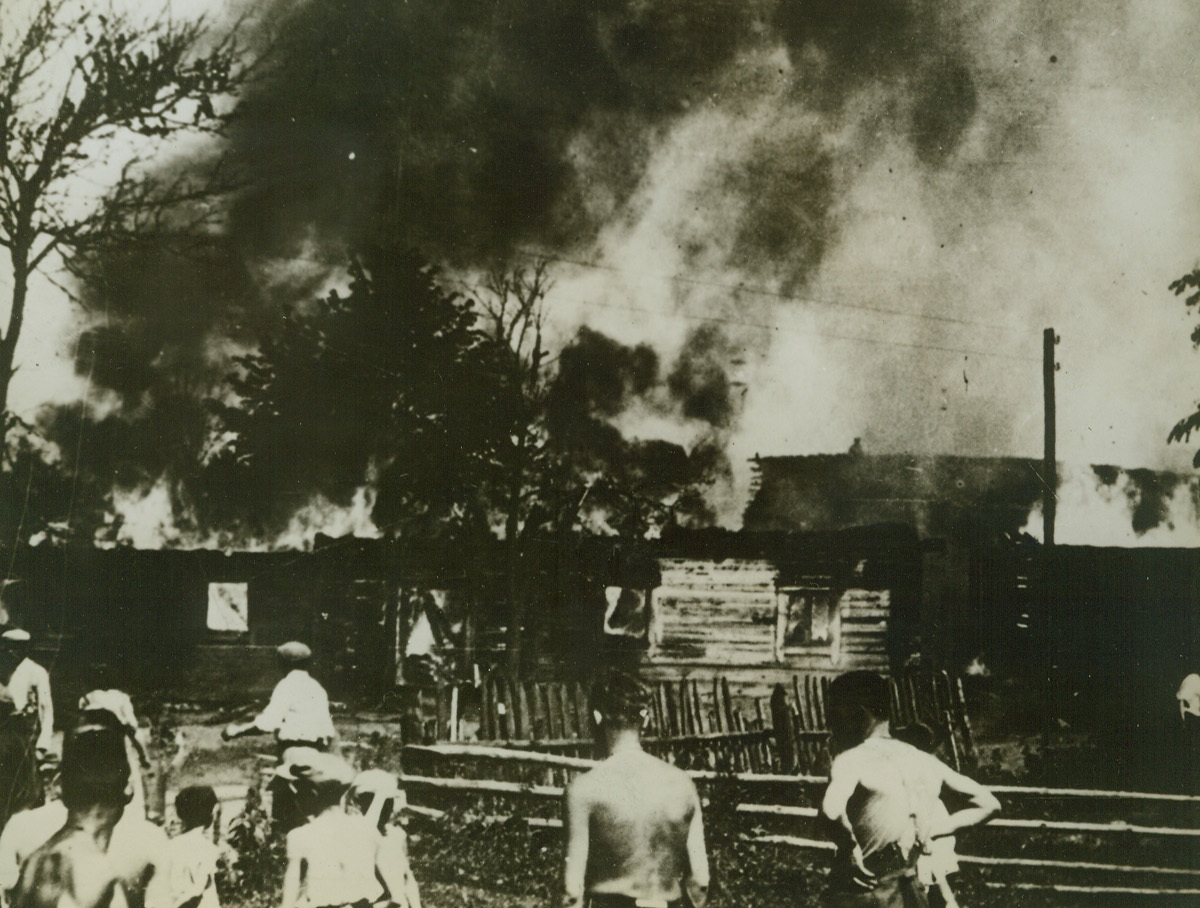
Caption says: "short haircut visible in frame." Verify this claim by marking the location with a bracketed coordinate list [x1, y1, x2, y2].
[292, 777, 348, 815]
[827, 671, 891, 721]
[175, 785, 218, 830]
[0, 580, 24, 612]
[61, 721, 130, 810]
[590, 668, 650, 728]
[893, 721, 936, 753]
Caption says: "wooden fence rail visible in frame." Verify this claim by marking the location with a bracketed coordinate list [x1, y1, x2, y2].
[426, 675, 782, 771]
[400, 743, 1200, 897]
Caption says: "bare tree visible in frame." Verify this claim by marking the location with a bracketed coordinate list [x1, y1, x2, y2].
[478, 260, 556, 674]
[0, 0, 245, 444]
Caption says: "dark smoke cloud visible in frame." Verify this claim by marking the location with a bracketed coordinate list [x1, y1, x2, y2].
[546, 325, 736, 527]
[228, 0, 755, 263]
[1123, 469, 1178, 536]
[46, 0, 1180, 539]
[71, 0, 1003, 404]
[548, 327, 659, 428]
[774, 0, 978, 157]
[667, 325, 738, 428]
[63, 235, 266, 406]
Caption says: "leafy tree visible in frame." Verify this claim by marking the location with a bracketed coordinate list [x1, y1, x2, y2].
[1167, 266, 1200, 465]
[0, 413, 77, 548]
[476, 264, 728, 672]
[0, 0, 244, 447]
[218, 250, 727, 673]
[213, 245, 501, 541]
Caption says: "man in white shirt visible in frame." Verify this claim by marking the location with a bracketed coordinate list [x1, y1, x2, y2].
[222, 643, 335, 832]
[1, 630, 54, 757]
[222, 642, 335, 753]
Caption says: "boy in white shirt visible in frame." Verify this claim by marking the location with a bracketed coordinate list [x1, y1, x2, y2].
[277, 750, 384, 908]
[223, 643, 335, 754]
[146, 786, 221, 908]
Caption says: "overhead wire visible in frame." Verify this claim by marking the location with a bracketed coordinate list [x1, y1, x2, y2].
[510, 246, 1021, 333]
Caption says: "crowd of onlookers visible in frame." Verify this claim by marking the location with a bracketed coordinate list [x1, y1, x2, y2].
[0, 619, 1018, 908]
[0, 635, 420, 908]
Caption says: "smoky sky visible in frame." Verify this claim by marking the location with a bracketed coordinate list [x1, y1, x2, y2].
[71, 0, 998, 395]
[26, 0, 1200, 539]
[223, 0, 988, 269]
[227, 0, 756, 262]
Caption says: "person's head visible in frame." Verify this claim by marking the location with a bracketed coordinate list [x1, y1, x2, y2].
[0, 579, 24, 626]
[276, 641, 313, 672]
[175, 785, 219, 832]
[590, 668, 651, 735]
[348, 769, 404, 831]
[85, 661, 118, 693]
[0, 628, 31, 657]
[826, 671, 892, 753]
[0, 627, 29, 673]
[276, 748, 353, 817]
[61, 714, 131, 815]
[893, 721, 936, 754]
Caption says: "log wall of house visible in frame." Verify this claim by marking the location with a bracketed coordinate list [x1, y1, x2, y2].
[653, 559, 776, 665]
[647, 556, 892, 692]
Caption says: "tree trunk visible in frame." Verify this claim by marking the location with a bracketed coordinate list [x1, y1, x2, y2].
[504, 507, 524, 677]
[0, 252, 31, 454]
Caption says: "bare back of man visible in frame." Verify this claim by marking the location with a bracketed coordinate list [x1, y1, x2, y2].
[565, 750, 706, 908]
[16, 827, 127, 908]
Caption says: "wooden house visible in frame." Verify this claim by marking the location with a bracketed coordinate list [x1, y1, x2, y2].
[630, 525, 923, 698]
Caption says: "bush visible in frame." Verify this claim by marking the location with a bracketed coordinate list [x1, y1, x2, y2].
[219, 782, 285, 908]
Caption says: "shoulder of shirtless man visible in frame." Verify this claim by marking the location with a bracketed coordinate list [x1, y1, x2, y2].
[16, 830, 126, 908]
[562, 751, 708, 908]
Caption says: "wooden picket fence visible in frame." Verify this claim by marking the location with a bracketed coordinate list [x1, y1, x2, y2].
[410, 670, 972, 775]
[418, 675, 778, 772]
[771, 669, 974, 773]
[399, 743, 1200, 901]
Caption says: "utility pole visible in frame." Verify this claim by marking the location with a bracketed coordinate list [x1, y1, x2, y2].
[1043, 328, 1058, 546]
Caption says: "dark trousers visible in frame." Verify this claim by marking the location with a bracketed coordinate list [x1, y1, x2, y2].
[823, 844, 929, 908]
[270, 739, 330, 831]
[586, 895, 689, 908]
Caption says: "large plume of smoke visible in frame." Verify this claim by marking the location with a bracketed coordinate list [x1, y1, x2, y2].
[21, 0, 1200, 543]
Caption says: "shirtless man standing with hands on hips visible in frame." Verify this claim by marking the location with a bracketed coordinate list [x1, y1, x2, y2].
[560, 669, 708, 908]
[820, 672, 1000, 908]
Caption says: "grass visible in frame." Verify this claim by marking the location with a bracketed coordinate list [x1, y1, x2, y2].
[164, 706, 1198, 908]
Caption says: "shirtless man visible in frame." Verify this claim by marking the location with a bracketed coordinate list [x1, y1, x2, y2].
[820, 672, 1000, 908]
[0, 742, 167, 907]
[13, 717, 135, 908]
[560, 670, 708, 908]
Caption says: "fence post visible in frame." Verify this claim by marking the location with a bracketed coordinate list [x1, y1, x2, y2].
[771, 683, 797, 773]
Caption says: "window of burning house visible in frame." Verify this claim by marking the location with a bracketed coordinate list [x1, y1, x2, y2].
[603, 586, 654, 643]
[207, 582, 249, 633]
[778, 589, 835, 647]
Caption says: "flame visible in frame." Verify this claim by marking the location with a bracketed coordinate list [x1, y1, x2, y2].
[274, 485, 380, 550]
[1021, 462, 1200, 547]
[104, 477, 379, 551]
